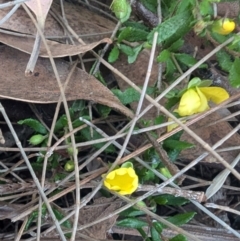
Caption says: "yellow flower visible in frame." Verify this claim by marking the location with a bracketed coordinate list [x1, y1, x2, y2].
[178, 86, 229, 116]
[104, 167, 138, 195]
[212, 18, 235, 35]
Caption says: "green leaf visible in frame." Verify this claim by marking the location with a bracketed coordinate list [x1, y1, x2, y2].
[95, 104, 111, 118]
[120, 3, 131, 23]
[170, 234, 187, 241]
[117, 218, 148, 229]
[54, 115, 68, 132]
[148, 11, 192, 44]
[140, 0, 158, 13]
[120, 207, 146, 217]
[198, 79, 212, 87]
[154, 194, 189, 206]
[137, 228, 151, 241]
[216, 50, 233, 72]
[52, 207, 72, 238]
[229, 58, 240, 87]
[124, 21, 149, 31]
[112, 87, 155, 105]
[154, 196, 168, 205]
[165, 58, 177, 81]
[128, 44, 143, 64]
[167, 148, 181, 162]
[111, 0, 130, 22]
[108, 46, 120, 63]
[151, 225, 162, 241]
[18, 118, 47, 134]
[118, 44, 135, 56]
[163, 140, 195, 151]
[118, 27, 148, 42]
[168, 39, 184, 52]
[152, 221, 163, 234]
[165, 97, 180, 110]
[187, 77, 201, 89]
[121, 161, 134, 168]
[157, 49, 171, 62]
[71, 100, 86, 112]
[166, 212, 196, 226]
[175, 53, 198, 67]
[199, 0, 212, 15]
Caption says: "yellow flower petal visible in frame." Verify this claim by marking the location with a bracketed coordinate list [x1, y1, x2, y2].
[212, 18, 235, 35]
[195, 87, 209, 113]
[178, 89, 201, 116]
[222, 19, 235, 34]
[198, 87, 229, 104]
[103, 167, 138, 195]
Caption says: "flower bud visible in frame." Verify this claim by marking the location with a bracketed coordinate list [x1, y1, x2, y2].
[212, 18, 235, 35]
[67, 147, 78, 156]
[64, 160, 75, 172]
[29, 134, 47, 146]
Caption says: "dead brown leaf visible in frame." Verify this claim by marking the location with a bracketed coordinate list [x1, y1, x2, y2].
[0, 33, 112, 58]
[78, 197, 122, 239]
[179, 111, 240, 167]
[0, 46, 133, 118]
[0, 1, 115, 43]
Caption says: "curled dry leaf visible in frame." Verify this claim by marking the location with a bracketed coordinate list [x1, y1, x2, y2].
[0, 32, 112, 58]
[0, 46, 134, 118]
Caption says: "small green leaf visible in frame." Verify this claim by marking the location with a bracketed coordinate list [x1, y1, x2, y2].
[167, 149, 181, 162]
[170, 234, 187, 241]
[154, 196, 168, 205]
[151, 225, 162, 241]
[199, 0, 212, 15]
[166, 212, 196, 226]
[216, 50, 233, 72]
[128, 44, 143, 64]
[52, 208, 72, 230]
[175, 53, 198, 67]
[157, 49, 171, 62]
[121, 161, 134, 168]
[111, 0, 129, 20]
[198, 79, 212, 87]
[163, 140, 194, 151]
[124, 21, 149, 31]
[54, 115, 68, 132]
[118, 27, 148, 42]
[229, 58, 240, 87]
[95, 104, 111, 118]
[187, 77, 202, 89]
[168, 39, 184, 52]
[165, 97, 180, 110]
[165, 58, 177, 81]
[118, 44, 135, 56]
[137, 228, 151, 241]
[18, 118, 47, 134]
[152, 221, 163, 234]
[140, 0, 157, 13]
[112, 87, 155, 105]
[154, 194, 189, 206]
[120, 207, 146, 217]
[117, 218, 148, 229]
[108, 46, 120, 63]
